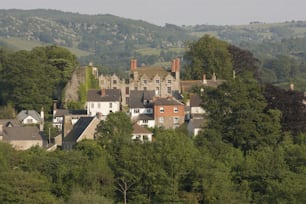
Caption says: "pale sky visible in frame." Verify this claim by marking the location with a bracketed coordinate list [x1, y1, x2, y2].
[2, 0, 306, 26]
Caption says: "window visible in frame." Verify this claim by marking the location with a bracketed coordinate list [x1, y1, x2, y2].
[159, 117, 164, 123]
[160, 107, 164, 113]
[91, 103, 94, 108]
[113, 87, 117, 89]
[174, 106, 178, 113]
[144, 87, 147, 91]
[109, 103, 112, 108]
[113, 80, 117, 84]
[168, 80, 172, 84]
[143, 79, 147, 84]
[173, 117, 179, 124]
[155, 87, 159, 95]
[134, 109, 139, 113]
[156, 79, 160, 84]
[27, 118, 33, 123]
[125, 87, 129, 94]
[167, 87, 171, 94]
[143, 120, 148, 124]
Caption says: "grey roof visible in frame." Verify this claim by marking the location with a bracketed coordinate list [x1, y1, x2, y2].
[189, 118, 206, 129]
[63, 117, 95, 142]
[2, 126, 43, 141]
[154, 97, 184, 106]
[87, 89, 121, 102]
[180, 79, 225, 93]
[190, 94, 203, 107]
[0, 119, 21, 127]
[129, 90, 155, 108]
[137, 114, 154, 120]
[17, 110, 42, 122]
[54, 109, 87, 117]
[132, 123, 152, 134]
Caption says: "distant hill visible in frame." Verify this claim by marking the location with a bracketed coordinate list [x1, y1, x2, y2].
[2, 9, 306, 90]
[0, 9, 194, 72]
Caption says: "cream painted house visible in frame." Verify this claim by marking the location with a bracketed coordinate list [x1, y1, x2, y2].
[86, 89, 121, 119]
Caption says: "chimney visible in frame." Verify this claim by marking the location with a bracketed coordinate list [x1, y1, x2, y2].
[171, 59, 176, 72]
[130, 59, 137, 71]
[212, 72, 217, 81]
[0, 124, 3, 140]
[40, 107, 44, 132]
[203, 74, 207, 84]
[101, 89, 106, 97]
[175, 58, 180, 72]
[290, 83, 294, 91]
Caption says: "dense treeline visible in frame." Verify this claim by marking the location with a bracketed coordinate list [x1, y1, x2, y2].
[1, 80, 306, 203]
[0, 46, 78, 114]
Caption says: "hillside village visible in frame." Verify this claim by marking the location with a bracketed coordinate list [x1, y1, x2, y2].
[0, 58, 225, 151]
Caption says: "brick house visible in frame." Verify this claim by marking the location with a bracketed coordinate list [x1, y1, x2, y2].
[153, 97, 185, 129]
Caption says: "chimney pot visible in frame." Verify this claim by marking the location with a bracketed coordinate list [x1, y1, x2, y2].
[101, 89, 106, 96]
[203, 74, 207, 84]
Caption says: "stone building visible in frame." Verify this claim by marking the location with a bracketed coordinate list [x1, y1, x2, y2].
[99, 58, 181, 106]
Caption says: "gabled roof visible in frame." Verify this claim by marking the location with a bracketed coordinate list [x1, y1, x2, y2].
[63, 117, 95, 142]
[2, 126, 43, 141]
[0, 119, 21, 128]
[154, 97, 184, 106]
[129, 90, 155, 108]
[190, 94, 203, 107]
[17, 110, 42, 122]
[87, 89, 121, 102]
[132, 123, 152, 135]
[132, 67, 172, 80]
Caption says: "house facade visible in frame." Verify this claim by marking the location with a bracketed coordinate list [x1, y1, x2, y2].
[0, 124, 45, 150]
[132, 123, 153, 142]
[99, 58, 181, 106]
[86, 89, 121, 119]
[153, 97, 185, 129]
[62, 117, 100, 150]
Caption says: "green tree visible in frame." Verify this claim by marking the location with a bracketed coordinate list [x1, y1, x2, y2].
[184, 34, 233, 80]
[203, 73, 281, 153]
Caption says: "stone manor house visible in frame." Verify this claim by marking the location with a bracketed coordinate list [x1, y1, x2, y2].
[99, 58, 181, 105]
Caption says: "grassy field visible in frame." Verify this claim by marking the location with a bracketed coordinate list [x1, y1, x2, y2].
[0, 37, 92, 57]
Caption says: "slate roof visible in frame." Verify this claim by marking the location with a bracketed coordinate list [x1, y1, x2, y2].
[132, 123, 152, 134]
[131, 67, 171, 80]
[129, 90, 155, 108]
[17, 110, 42, 122]
[190, 94, 203, 107]
[180, 79, 225, 93]
[138, 114, 154, 120]
[154, 97, 184, 106]
[54, 109, 87, 117]
[0, 119, 21, 128]
[87, 89, 121, 102]
[2, 126, 43, 141]
[189, 118, 206, 129]
[63, 117, 95, 142]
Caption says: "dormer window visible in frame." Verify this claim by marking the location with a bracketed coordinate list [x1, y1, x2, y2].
[156, 79, 160, 84]
[143, 80, 147, 84]
[168, 80, 172, 84]
[113, 80, 117, 84]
